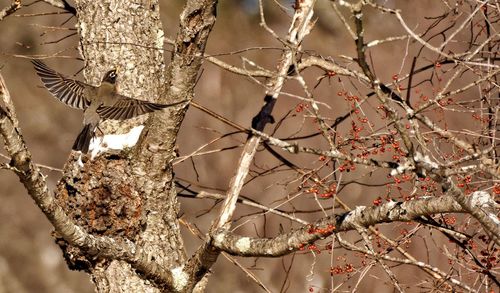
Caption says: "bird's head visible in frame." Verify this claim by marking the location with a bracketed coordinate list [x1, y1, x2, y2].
[103, 69, 118, 84]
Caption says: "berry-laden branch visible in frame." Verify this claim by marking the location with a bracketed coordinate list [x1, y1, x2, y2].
[210, 193, 474, 257]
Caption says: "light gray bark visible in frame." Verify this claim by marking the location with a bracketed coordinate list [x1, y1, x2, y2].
[54, 0, 217, 291]
[60, 0, 178, 290]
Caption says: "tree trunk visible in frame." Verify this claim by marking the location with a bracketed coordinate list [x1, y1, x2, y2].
[57, 1, 187, 291]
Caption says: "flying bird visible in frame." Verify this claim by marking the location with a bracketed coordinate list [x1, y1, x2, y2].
[32, 59, 184, 153]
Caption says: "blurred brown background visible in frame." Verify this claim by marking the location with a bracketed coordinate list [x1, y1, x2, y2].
[0, 0, 483, 292]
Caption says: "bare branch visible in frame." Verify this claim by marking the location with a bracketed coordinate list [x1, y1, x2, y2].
[186, 0, 318, 286]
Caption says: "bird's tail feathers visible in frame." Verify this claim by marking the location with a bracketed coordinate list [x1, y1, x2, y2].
[72, 124, 93, 153]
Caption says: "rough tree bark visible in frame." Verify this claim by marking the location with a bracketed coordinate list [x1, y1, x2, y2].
[52, 0, 216, 291]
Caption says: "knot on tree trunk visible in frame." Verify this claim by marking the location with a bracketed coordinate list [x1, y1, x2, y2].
[54, 153, 144, 271]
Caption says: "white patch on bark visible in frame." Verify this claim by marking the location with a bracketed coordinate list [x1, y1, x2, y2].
[469, 191, 492, 207]
[327, 149, 341, 157]
[155, 28, 164, 50]
[235, 237, 251, 253]
[126, 62, 135, 70]
[469, 191, 499, 225]
[414, 151, 439, 169]
[391, 159, 413, 176]
[384, 201, 399, 219]
[79, 22, 86, 38]
[89, 125, 145, 159]
[76, 154, 84, 168]
[344, 206, 365, 223]
[171, 266, 188, 291]
[213, 233, 225, 246]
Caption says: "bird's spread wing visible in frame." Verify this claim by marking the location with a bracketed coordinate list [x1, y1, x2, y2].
[32, 59, 92, 109]
[96, 95, 171, 120]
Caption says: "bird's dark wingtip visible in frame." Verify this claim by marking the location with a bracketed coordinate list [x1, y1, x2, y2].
[31, 59, 44, 67]
[31, 59, 51, 74]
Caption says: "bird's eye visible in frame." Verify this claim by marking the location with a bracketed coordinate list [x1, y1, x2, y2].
[110, 71, 116, 78]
